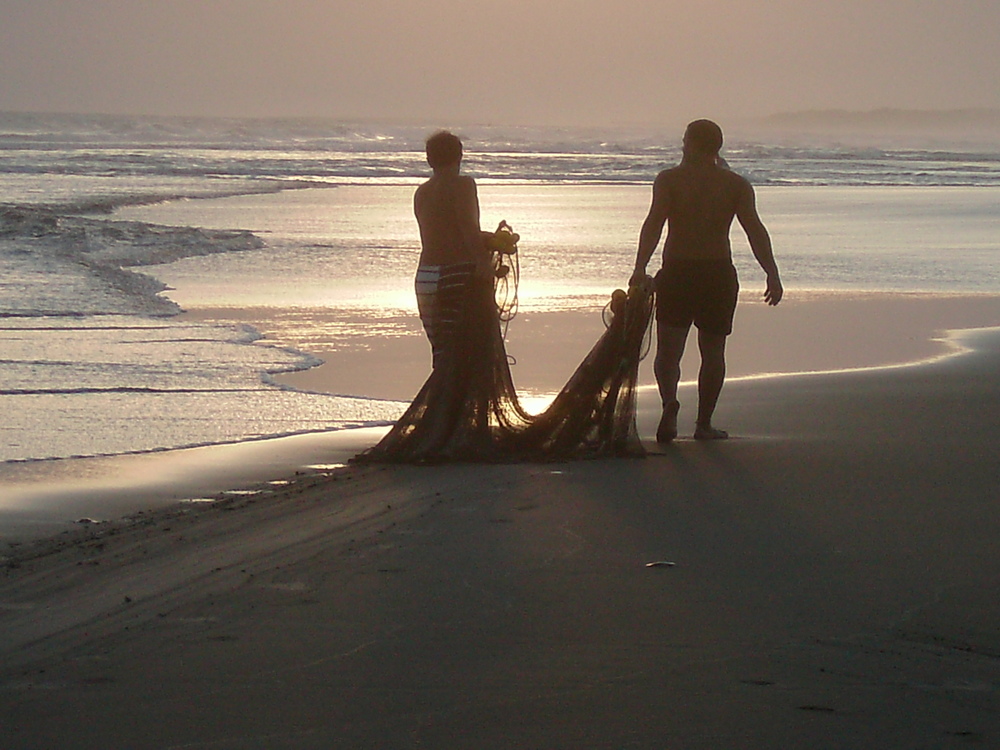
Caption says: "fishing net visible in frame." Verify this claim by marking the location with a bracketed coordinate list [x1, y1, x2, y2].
[354, 228, 655, 464]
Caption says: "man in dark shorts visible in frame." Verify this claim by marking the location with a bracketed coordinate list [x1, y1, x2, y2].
[630, 119, 783, 442]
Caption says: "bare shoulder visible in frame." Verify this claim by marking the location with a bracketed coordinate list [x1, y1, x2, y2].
[720, 168, 752, 198]
[433, 173, 477, 197]
[651, 167, 683, 201]
[727, 168, 752, 188]
[655, 166, 682, 185]
[413, 179, 431, 212]
[454, 174, 478, 192]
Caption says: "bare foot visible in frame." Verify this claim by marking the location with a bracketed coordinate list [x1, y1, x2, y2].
[656, 401, 680, 443]
[694, 423, 729, 440]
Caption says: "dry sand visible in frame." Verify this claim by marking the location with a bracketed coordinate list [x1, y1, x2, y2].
[2, 295, 1000, 747]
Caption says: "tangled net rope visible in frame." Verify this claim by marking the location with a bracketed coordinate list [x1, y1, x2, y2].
[355, 224, 655, 464]
[488, 220, 520, 333]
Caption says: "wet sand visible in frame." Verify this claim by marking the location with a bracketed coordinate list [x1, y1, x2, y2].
[1, 297, 999, 746]
[193, 291, 1000, 401]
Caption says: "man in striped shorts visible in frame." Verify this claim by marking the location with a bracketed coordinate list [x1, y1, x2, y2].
[413, 131, 490, 369]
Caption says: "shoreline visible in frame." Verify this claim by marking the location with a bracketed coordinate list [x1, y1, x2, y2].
[2, 291, 1000, 543]
[0, 428, 389, 544]
[188, 290, 1000, 401]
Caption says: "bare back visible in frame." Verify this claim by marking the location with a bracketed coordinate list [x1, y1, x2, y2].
[413, 172, 484, 267]
[657, 161, 749, 262]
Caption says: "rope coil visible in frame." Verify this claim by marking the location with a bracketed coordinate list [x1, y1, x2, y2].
[488, 220, 520, 328]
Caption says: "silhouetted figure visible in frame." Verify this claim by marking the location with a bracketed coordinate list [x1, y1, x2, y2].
[356, 131, 655, 463]
[412, 131, 491, 369]
[630, 119, 782, 442]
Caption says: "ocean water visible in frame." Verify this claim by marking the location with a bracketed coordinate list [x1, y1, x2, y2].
[2, 112, 999, 463]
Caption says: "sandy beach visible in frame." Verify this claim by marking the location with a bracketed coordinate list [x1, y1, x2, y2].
[2, 291, 1000, 747]
[4, 291, 1000, 542]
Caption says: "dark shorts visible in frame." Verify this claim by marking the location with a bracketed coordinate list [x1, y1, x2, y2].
[655, 259, 739, 336]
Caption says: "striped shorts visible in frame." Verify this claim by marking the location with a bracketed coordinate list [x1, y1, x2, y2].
[415, 262, 476, 368]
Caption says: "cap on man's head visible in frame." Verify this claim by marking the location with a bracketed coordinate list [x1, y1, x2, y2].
[684, 119, 724, 155]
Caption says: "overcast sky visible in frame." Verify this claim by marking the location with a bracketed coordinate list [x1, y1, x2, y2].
[2, 0, 998, 127]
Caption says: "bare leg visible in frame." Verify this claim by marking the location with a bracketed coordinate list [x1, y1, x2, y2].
[653, 324, 689, 442]
[694, 329, 728, 439]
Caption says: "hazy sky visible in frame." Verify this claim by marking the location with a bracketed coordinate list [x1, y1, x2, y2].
[2, 0, 998, 127]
